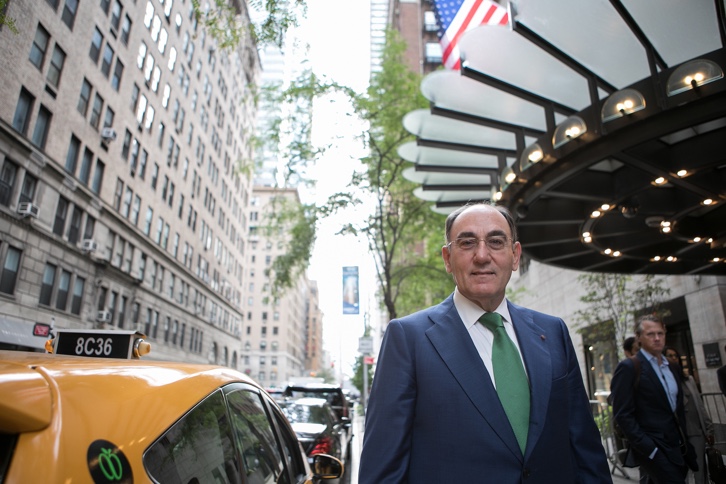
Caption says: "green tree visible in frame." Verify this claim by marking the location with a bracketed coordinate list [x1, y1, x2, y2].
[333, 29, 455, 321]
[253, 31, 456, 320]
[574, 273, 671, 359]
[351, 355, 374, 397]
[1, 0, 18, 34]
[191, 0, 306, 50]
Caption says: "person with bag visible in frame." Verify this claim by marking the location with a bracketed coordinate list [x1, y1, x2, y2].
[611, 315, 698, 483]
[664, 347, 715, 484]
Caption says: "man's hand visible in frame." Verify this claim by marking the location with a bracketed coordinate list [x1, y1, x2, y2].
[707, 435, 715, 446]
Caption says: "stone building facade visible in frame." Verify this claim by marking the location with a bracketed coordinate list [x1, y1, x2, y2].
[0, 0, 260, 365]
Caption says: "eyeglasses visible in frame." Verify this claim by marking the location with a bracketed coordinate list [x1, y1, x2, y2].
[447, 236, 512, 252]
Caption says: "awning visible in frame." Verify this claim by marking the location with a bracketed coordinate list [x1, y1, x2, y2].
[403, 0, 726, 275]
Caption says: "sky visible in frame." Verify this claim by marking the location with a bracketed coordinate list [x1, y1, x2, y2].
[293, 0, 378, 382]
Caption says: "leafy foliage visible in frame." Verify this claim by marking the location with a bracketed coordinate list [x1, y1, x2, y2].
[0, 0, 18, 34]
[261, 194, 318, 298]
[332, 29, 455, 320]
[191, 0, 306, 51]
[574, 273, 671, 359]
[351, 355, 375, 397]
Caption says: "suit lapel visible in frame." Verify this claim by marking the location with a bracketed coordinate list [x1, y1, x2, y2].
[425, 297, 523, 460]
[508, 303, 551, 458]
[638, 352, 673, 411]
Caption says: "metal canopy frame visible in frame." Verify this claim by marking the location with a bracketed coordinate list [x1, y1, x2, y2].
[402, 0, 726, 275]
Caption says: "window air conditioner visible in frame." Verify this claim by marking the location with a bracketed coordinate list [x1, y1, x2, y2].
[17, 202, 39, 218]
[81, 239, 98, 252]
[97, 310, 112, 323]
[101, 127, 117, 142]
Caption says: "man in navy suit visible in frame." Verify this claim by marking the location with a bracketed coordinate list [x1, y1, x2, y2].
[611, 315, 697, 483]
[358, 203, 611, 483]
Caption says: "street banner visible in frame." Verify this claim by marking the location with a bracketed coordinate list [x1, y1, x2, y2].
[342, 266, 359, 314]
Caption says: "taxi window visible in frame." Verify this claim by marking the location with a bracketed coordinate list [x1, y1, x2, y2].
[270, 409, 308, 483]
[226, 389, 286, 484]
[143, 390, 239, 483]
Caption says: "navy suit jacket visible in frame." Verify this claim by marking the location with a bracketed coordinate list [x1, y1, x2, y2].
[610, 351, 696, 469]
[358, 295, 611, 483]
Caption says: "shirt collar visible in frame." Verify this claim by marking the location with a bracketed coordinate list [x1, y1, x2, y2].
[640, 348, 666, 366]
[453, 288, 512, 329]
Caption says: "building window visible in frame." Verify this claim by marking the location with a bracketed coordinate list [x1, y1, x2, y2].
[19, 173, 37, 205]
[120, 15, 132, 45]
[89, 93, 104, 129]
[110, 0, 122, 32]
[425, 42, 443, 64]
[89, 28, 103, 64]
[112, 60, 124, 91]
[31, 105, 52, 149]
[70, 277, 85, 315]
[91, 160, 105, 194]
[46, 45, 66, 87]
[103, 106, 115, 129]
[0, 246, 22, 295]
[68, 206, 82, 244]
[64, 134, 80, 174]
[56, 269, 71, 310]
[53, 197, 69, 236]
[79, 148, 93, 185]
[77, 79, 92, 116]
[144, 207, 153, 235]
[61, 0, 79, 29]
[29, 24, 50, 70]
[39, 263, 57, 305]
[424, 11, 438, 31]
[101, 44, 115, 78]
[12, 88, 35, 135]
[0, 160, 18, 207]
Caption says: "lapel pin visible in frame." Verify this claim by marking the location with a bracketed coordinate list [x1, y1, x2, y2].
[540, 335, 546, 341]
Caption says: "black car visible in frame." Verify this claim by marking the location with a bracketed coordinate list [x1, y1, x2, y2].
[282, 383, 353, 455]
[281, 398, 348, 467]
[282, 383, 351, 422]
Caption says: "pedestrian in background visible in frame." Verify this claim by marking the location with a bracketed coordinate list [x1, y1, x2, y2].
[624, 336, 640, 358]
[359, 203, 611, 483]
[611, 315, 698, 484]
[664, 346, 714, 484]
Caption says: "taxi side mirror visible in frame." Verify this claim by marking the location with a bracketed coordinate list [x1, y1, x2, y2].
[312, 454, 344, 480]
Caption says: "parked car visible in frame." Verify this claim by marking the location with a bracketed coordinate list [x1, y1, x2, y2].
[282, 383, 353, 457]
[0, 330, 343, 483]
[281, 398, 348, 468]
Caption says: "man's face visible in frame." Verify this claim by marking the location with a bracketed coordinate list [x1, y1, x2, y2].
[442, 205, 521, 312]
[638, 320, 666, 357]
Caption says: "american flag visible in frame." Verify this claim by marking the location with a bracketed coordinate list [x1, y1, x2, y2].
[433, 0, 509, 70]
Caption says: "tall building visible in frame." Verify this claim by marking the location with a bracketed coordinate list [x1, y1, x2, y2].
[305, 280, 323, 374]
[0, 0, 260, 365]
[244, 186, 322, 387]
[374, 0, 440, 75]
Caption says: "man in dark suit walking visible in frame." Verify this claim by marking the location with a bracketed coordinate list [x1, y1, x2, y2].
[358, 203, 611, 483]
[610, 315, 697, 483]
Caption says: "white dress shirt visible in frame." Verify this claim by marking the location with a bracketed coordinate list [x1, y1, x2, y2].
[453, 288, 528, 388]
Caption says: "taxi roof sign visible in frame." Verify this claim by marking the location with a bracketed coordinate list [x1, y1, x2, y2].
[51, 330, 150, 359]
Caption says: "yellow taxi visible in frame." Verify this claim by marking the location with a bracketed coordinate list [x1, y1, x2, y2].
[0, 330, 343, 483]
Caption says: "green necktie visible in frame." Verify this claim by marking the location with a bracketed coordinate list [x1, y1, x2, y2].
[479, 312, 530, 454]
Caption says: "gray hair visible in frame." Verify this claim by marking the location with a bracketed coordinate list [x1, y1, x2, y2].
[444, 203, 518, 244]
[634, 314, 665, 336]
